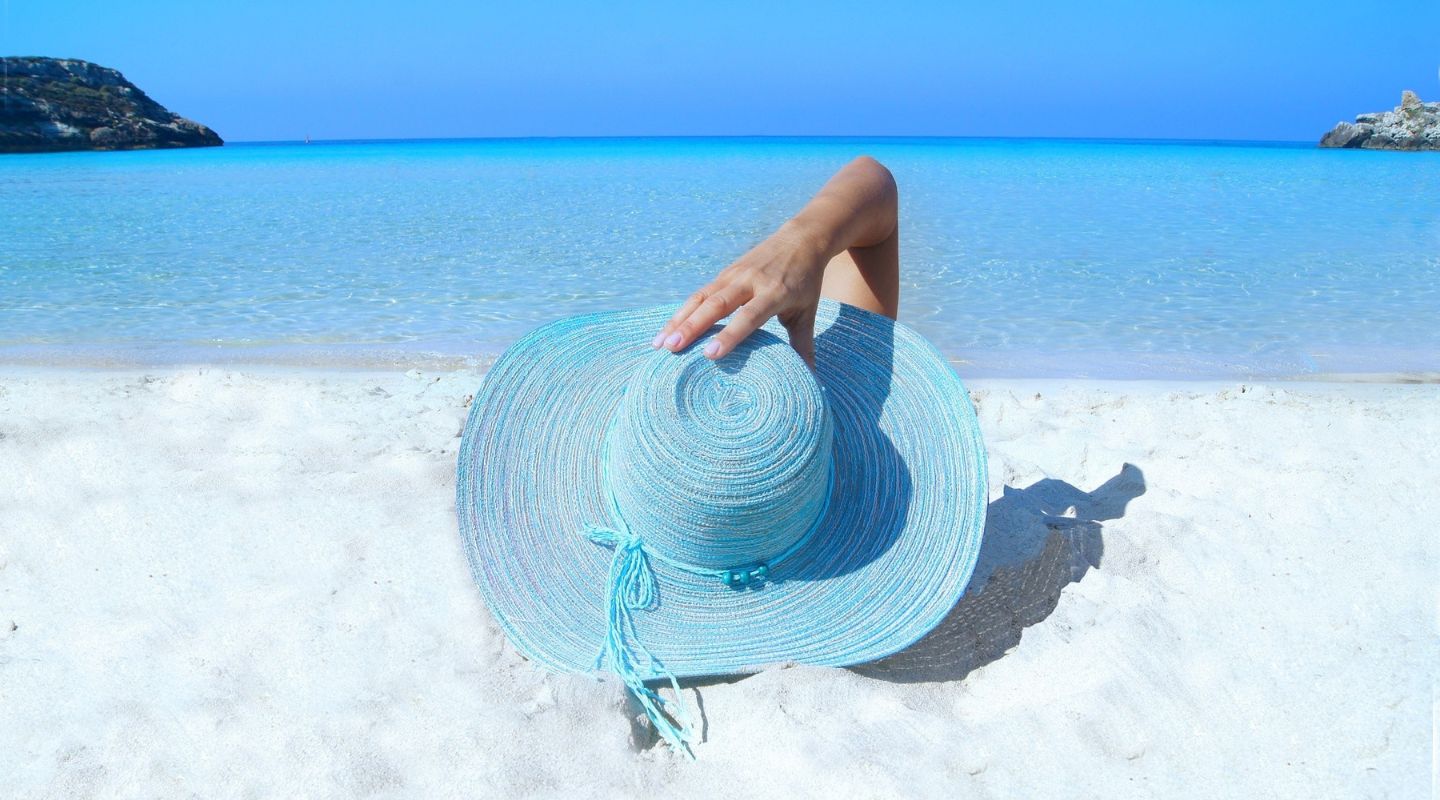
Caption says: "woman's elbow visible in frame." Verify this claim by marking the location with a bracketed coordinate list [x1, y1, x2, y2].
[849, 155, 897, 204]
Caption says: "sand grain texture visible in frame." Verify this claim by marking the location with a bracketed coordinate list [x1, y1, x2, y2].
[0, 369, 1433, 798]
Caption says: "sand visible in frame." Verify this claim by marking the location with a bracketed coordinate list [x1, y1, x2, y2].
[0, 367, 1434, 798]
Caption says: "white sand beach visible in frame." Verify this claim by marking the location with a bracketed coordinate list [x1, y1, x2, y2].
[1, 368, 1434, 797]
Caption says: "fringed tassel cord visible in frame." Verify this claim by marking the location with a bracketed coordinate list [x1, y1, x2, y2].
[584, 524, 699, 758]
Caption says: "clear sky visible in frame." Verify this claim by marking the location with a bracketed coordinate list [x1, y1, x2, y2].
[5, 0, 1437, 142]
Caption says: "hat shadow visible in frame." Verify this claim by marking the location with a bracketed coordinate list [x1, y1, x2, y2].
[786, 302, 911, 582]
[849, 462, 1146, 683]
[652, 465, 1145, 751]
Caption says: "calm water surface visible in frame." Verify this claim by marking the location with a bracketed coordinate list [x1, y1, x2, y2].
[3, 137, 1437, 376]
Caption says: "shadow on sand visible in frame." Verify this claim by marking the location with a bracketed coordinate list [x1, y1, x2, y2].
[640, 466, 1146, 751]
[850, 463, 1147, 683]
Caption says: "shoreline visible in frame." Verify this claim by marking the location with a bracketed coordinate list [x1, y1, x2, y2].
[0, 350, 1434, 384]
[5, 364, 1439, 393]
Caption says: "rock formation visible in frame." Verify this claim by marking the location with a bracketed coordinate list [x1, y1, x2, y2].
[1, 56, 222, 153]
[1320, 90, 1440, 151]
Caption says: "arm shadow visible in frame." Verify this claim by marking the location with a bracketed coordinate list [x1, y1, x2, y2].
[849, 462, 1146, 684]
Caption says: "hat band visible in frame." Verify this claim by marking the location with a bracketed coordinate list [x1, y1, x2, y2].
[580, 461, 834, 757]
[588, 457, 834, 585]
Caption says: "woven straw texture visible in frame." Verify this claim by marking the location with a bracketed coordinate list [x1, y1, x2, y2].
[456, 299, 986, 678]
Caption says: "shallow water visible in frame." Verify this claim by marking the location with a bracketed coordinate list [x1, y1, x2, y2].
[3, 137, 1437, 376]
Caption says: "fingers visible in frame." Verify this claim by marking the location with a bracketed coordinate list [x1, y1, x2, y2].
[653, 285, 754, 354]
[704, 299, 777, 360]
[651, 288, 713, 348]
[649, 282, 817, 365]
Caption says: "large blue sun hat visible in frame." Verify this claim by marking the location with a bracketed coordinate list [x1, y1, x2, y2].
[456, 299, 986, 757]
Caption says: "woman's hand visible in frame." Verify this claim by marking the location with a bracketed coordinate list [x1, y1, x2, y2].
[650, 221, 830, 366]
[650, 156, 900, 368]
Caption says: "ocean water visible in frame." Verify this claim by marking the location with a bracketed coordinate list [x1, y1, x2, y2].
[2, 137, 1437, 377]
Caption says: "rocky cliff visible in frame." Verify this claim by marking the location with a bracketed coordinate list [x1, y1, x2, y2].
[1320, 90, 1440, 151]
[1, 56, 222, 153]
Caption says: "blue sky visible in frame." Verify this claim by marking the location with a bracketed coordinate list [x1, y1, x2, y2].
[5, 0, 1437, 142]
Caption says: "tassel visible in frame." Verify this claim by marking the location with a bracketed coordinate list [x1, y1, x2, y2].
[584, 524, 699, 758]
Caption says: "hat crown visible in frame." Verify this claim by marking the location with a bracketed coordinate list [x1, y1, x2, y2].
[606, 330, 834, 570]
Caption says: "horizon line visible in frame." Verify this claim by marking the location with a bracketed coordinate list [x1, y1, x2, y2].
[226, 133, 1319, 148]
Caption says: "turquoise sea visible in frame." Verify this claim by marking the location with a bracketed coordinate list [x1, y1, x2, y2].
[2, 137, 1437, 377]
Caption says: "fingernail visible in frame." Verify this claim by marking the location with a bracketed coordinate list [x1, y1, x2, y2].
[703, 341, 721, 358]
[664, 332, 682, 350]
[650, 331, 665, 348]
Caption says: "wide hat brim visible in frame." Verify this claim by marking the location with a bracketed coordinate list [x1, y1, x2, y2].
[456, 299, 987, 678]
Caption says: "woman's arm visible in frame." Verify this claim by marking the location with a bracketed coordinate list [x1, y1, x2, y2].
[650, 156, 899, 366]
